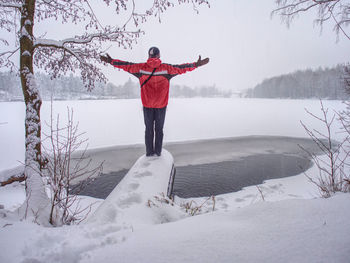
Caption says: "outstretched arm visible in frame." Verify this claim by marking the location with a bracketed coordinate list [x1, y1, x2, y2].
[100, 53, 142, 74]
[165, 55, 210, 76]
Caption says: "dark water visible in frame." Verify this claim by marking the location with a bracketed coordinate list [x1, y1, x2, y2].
[71, 169, 128, 199]
[72, 153, 312, 199]
[172, 154, 312, 198]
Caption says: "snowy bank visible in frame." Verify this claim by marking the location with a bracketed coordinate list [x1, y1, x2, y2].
[86, 193, 350, 263]
[0, 193, 349, 263]
[0, 148, 349, 262]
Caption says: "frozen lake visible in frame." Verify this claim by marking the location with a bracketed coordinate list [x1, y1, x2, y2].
[0, 98, 346, 171]
[73, 136, 322, 199]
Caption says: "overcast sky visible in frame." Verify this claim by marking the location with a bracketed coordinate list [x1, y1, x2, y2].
[93, 0, 348, 92]
[3, 0, 349, 92]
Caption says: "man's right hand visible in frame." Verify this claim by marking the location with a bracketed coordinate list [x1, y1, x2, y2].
[100, 53, 113, 64]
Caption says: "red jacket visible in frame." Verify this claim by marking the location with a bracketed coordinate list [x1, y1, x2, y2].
[111, 58, 197, 108]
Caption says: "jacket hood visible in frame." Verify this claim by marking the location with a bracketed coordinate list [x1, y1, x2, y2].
[146, 58, 162, 68]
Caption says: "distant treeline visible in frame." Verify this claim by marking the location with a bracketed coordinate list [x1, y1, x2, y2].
[245, 65, 348, 100]
[0, 72, 231, 101]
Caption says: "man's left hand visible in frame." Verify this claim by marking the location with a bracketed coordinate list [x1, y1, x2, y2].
[196, 55, 209, 67]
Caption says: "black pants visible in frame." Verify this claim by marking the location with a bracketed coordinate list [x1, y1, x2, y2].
[143, 106, 167, 156]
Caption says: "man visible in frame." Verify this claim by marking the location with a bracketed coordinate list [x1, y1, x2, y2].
[100, 47, 209, 156]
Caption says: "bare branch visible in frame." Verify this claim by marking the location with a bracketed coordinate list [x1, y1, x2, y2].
[124, 0, 209, 27]
[85, 0, 104, 30]
[0, 47, 20, 57]
[41, 104, 103, 225]
[0, 47, 18, 71]
[328, 4, 350, 40]
[301, 99, 350, 197]
[272, 0, 349, 40]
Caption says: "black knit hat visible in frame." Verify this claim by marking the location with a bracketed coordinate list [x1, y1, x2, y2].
[148, 47, 160, 58]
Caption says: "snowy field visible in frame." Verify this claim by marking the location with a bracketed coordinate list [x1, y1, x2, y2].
[0, 98, 346, 171]
[0, 98, 349, 263]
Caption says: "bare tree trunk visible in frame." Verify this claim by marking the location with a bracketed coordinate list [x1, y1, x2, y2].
[19, 0, 50, 225]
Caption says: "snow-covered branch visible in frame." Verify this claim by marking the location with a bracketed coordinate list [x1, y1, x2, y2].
[32, 27, 141, 90]
[0, 1, 22, 9]
[33, 28, 140, 48]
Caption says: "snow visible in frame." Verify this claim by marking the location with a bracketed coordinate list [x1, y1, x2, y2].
[0, 155, 349, 262]
[0, 98, 346, 171]
[24, 20, 32, 26]
[0, 182, 25, 211]
[20, 26, 32, 41]
[0, 98, 349, 262]
[87, 150, 176, 227]
[87, 194, 350, 263]
[22, 50, 30, 56]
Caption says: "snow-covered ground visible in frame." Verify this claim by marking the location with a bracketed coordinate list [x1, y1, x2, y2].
[0, 98, 346, 171]
[0, 98, 349, 262]
[0, 150, 349, 263]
